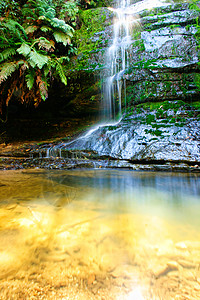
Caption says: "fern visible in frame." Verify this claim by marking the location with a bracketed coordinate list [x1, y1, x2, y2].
[0, 48, 16, 63]
[59, 1, 79, 23]
[42, 7, 56, 19]
[53, 31, 71, 46]
[56, 62, 67, 85]
[43, 64, 51, 77]
[2, 20, 27, 42]
[29, 50, 49, 69]
[50, 18, 74, 36]
[0, 0, 77, 114]
[0, 61, 19, 84]
[58, 56, 70, 64]
[17, 43, 31, 56]
[33, 37, 55, 51]
[40, 25, 52, 32]
[25, 70, 35, 90]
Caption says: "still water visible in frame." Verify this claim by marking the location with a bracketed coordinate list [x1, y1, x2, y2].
[0, 169, 200, 299]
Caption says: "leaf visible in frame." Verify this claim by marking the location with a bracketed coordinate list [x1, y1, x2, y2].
[25, 70, 35, 90]
[43, 64, 51, 77]
[53, 31, 71, 46]
[25, 25, 38, 34]
[38, 37, 55, 51]
[58, 56, 70, 64]
[56, 62, 67, 85]
[41, 25, 52, 32]
[29, 50, 49, 69]
[0, 61, 19, 84]
[17, 43, 31, 56]
[3, 19, 27, 42]
[50, 18, 74, 36]
[0, 48, 16, 62]
[45, 7, 56, 19]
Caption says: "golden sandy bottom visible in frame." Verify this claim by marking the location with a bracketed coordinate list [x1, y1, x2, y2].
[0, 170, 200, 299]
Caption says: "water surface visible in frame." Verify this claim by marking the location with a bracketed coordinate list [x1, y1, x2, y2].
[0, 169, 200, 299]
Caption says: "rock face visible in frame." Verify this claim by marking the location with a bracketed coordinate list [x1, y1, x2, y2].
[47, 103, 200, 167]
[124, 2, 200, 104]
[44, 2, 200, 120]
[47, 1, 200, 168]
[61, 2, 200, 118]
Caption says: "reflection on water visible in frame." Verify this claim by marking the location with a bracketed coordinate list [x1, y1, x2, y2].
[0, 169, 200, 299]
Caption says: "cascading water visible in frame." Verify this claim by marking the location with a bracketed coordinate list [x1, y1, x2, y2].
[46, 0, 170, 158]
[103, 0, 169, 121]
[103, 0, 132, 120]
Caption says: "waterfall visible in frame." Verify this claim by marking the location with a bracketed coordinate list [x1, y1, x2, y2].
[103, 0, 170, 121]
[46, 0, 171, 158]
[103, 0, 132, 121]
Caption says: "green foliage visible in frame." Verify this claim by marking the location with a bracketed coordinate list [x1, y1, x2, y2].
[57, 1, 79, 27]
[0, 0, 20, 17]
[144, 128, 163, 136]
[189, 0, 200, 12]
[74, 8, 109, 70]
[0, 48, 16, 62]
[29, 50, 49, 69]
[17, 43, 31, 56]
[25, 70, 35, 90]
[130, 99, 200, 137]
[189, 0, 200, 91]
[0, 61, 19, 84]
[55, 61, 68, 85]
[194, 73, 200, 91]
[53, 31, 71, 46]
[0, 0, 77, 114]
[145, 114, 155, 124]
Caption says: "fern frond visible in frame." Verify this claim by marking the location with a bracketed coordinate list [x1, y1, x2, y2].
[53, 31, 71, 46]
[0, 61, 19, 84]
[57, 56, 70, 64]
[43, 7, 56, 19]
[43, 64, 51, 77]
[3, 20, 27, 42]
[40, 26, 52, 32]
[0, 48, 16, 63]
[25, 70, 35, 90]
[17, 43, 32, 56]
[56, 62, 67, 85]
[29, 50, 49, 69]
[22, 6, 37, 20]
[50, 18, 74, 36]
[34, 37, 55, 51]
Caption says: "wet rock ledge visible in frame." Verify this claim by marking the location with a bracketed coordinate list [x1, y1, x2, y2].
[0, 103, 200, 172]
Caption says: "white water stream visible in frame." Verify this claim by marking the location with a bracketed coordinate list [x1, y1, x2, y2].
[103, 0, 132, 120]
[103, 0, 170, 120]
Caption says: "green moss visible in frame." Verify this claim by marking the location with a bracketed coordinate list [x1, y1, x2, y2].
[144, 128, 163, 136]
[73, 8, 111, 70]
[194, 74, 200, 91]
[190, 100, 200, 109]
